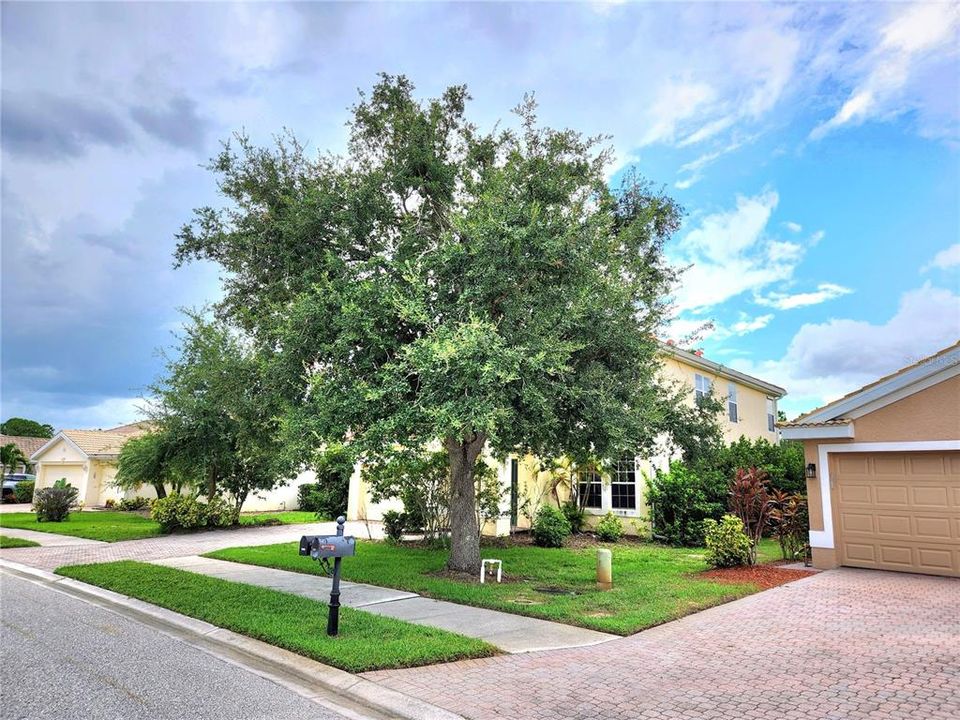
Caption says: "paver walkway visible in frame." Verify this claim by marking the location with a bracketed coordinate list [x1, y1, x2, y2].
[0, 526, 107, 546]
[364, 569, 960, 720]
[153, 555, 616, 653]
[0, 520, 383, 570]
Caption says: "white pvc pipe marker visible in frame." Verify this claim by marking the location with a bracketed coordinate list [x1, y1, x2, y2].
[480, 559, 502, 584]
[596, 548, 612, 590]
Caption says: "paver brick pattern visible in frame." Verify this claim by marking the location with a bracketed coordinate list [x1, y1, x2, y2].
[0, 520, 382, 570]
[364, 569, 960, 720]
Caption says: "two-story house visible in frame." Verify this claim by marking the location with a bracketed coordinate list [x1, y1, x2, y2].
[346, 343, 786, 536]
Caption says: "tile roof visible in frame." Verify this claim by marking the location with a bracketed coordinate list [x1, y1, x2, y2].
[779, 418, 852, 428]
[57, 423, 153, 457]
[0, 435, 49, 457]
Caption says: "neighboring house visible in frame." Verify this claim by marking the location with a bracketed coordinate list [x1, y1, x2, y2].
[780, 342, 959, 578]
[0, 434, 48, 472]
[347, 343, 787, 536]
[31, 422, 316, 511]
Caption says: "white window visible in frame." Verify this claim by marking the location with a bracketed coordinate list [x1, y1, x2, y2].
[727, 383, 738, 422]
[576, 468, 602, 509]
[767, 398, 776, 432]
[694, 373, 712, 404]
[610, 458, 637, 511]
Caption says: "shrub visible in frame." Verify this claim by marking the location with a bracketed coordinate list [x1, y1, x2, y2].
[595, 512, 624, 542]
[151, 495, 210, 532]
[560, 500, 586, 534]
[117, 496, 151, 511]
[104, 498, 116, 509]
[705, 437, 806, 494]
[297, 444, 354, 519]
[382, 510, 407, 543]
[646, 461, 727, 546]
[769, 490, 809, 561]
[33, 479, 79, 522]
[531, 505, 571, 548]
[15, 480, 35, 504]
[703, 514, 752, 568]
[729, 466, 774, 564]
[204, 496, 236, 527]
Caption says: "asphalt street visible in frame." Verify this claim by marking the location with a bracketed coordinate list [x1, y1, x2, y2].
[0, 573, 356, 720]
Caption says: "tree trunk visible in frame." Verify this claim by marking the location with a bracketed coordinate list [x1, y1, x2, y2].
[152, 482, 167, 499]
[445, 434, 486, 573]
[206, 465, 217, 499]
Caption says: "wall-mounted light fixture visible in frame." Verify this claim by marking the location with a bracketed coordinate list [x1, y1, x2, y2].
[805, 463, 817, 479]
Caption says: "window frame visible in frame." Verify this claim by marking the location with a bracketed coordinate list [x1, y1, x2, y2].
[576, 468, 603, 510]
[767, 398, 776, 433]
[609, 457, 638, 512]
[694, 373, 712, 404]
[727, 382, 739, 423]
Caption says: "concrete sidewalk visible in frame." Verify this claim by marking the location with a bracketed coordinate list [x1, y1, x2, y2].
[153, 555, 616, 654]
[0, 526, 107, 546]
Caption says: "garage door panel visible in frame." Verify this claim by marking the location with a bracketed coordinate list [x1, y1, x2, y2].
[874, 485, 910, 505]
[834, 451, 959, 578]
[875, 514, 911, 536]
[840, 512, 874, 533]
[912, 486, 949, 506]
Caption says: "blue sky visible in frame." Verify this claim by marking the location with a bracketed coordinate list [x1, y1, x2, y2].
[2, 2, 958, 429]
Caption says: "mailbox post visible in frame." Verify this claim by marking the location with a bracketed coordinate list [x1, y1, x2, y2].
[298, 515, 355, 637]
[327, 516, 345, 636]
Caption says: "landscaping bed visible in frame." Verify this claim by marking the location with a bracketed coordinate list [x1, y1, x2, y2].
[57, 561, 495, 672]
[700, 564, 816, 590]
[207, 538, 780, 635]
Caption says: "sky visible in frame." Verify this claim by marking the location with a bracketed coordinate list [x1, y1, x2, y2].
[2, 1, 959, 430]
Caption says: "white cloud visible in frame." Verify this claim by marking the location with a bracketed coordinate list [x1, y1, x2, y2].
[733, 283, 960, 416]
[756, 282, 853, 310]
[670, 190, 807, 314]
[921, 243, 960, 273]
[784, 221, 802, 233]
[641, 81, 716, 146]
[730, 313, 774, 335]
[811, 2, 960, 140]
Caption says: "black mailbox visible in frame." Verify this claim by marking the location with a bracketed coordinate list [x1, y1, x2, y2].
[299, 534, 356, 560]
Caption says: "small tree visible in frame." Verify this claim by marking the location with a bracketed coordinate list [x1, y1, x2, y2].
[115, 431, 192, 499]
[769, 490, 809, 561]
[728, 466, 774, 564]
[1, 443, 30, 474]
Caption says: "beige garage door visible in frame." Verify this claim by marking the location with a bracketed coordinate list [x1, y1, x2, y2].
[832, 451, 960, 577]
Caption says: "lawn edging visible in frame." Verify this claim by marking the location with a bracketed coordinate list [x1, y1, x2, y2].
[0, 558, 466, 720]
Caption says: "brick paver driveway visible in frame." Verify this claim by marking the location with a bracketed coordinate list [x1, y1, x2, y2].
[365, 569, 959, 720]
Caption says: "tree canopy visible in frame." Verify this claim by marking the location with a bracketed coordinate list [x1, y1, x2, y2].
[147, 312, 293, 515]
[175, 75, 684, 571]
[1, 417, 54, 438]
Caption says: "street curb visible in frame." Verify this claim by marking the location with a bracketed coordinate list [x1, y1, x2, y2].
[0, 559, 465, 720]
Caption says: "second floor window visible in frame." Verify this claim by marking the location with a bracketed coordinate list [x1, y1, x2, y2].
[728, 383, 738, 422]
[767, 398, 776, 432]
[694, 373, 712, 404]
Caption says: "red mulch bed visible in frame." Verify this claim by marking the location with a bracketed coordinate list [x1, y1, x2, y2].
[700, 564, 816, 590]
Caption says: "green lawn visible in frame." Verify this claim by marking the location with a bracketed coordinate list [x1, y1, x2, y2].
[57, 561, 495, 672]
[238, 511, 322, 526]
[0, 510, 323, 543]
[207, 539, 770, 635]
[0, 512, 163, 542]
[0, 535, 40, 548]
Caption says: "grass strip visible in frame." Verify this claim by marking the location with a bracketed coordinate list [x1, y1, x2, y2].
[56, 560, 497, 672]
[0, 535, 41, 548]
[0, 512, 162, 542]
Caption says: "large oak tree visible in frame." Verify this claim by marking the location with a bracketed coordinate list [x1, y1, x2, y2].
[175, 75, 682, 571]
